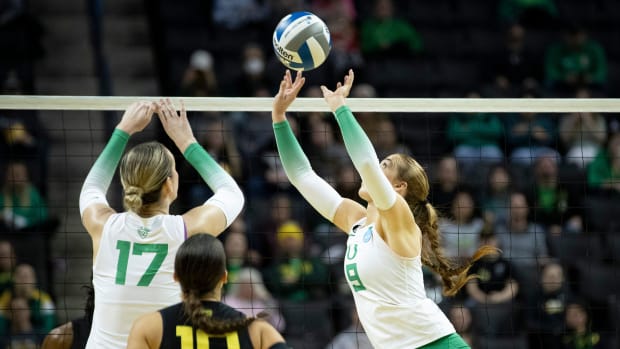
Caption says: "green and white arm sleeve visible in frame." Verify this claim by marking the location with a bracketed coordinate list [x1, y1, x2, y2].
[184, 143, 244, 227]
[334, 105, 397, 210]
[79, 129, 129, 216]
[273, 120, 343, 221]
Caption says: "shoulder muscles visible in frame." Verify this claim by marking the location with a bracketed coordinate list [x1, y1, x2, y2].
[249, 319, 286, 349]
[332, 199, 367, 233]
[126, 312, 162, 349]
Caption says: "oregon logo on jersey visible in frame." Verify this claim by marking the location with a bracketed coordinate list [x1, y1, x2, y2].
[137, 226, 150, 238]
[345, 244, 366, 292]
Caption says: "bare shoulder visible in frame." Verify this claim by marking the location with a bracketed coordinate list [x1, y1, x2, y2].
[82, 204, 116, 237]
[182, 204, 227, 237]
[378, 196, 421, 257]
[333, 198, 367, 233]
[41, 322, 73, 349]
[248, 319, 286, 349]
[127, 312, 163, 349]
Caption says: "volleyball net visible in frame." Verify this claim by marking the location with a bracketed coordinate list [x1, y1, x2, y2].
[1, 96, 619, 348]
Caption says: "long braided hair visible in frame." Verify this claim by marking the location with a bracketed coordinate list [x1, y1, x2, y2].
[175, 234, 256, 334]
[392, 154, 497, 296]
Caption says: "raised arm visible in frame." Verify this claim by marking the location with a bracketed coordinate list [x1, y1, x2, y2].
[320, 70, 397, 211]
[80, 101, 155, 240]
[272, 70, 365, 233]
[321, 70, 417, 246]
[157, 99, 244, 236]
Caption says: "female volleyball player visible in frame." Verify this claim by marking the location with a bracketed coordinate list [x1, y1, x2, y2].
[126, 233, 289, 349]
[79, 99, 244, 348]
[272, 70, 496, 348]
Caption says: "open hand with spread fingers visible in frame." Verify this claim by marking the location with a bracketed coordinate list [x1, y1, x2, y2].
[156, 98, 197, 153]
[320, 69, 355, 112]
[272, 70, 306, 122]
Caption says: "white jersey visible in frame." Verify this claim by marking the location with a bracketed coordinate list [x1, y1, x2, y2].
[86, 212, 186, 349]
[344, 219, 455, 348]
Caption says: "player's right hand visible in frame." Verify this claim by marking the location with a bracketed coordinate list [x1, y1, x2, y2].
[117, 101, 155, 135]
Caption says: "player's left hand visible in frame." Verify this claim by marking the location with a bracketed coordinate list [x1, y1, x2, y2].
[157, 98, 197, 152]
[320, 69, 354, 112]
[117, 101, 156, 135]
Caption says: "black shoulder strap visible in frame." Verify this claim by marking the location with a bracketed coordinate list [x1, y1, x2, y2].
[268, 343, 292, 349]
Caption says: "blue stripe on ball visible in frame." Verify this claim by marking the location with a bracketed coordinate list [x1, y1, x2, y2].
[275, 11, 312, 41]
[296, 42, 315, 71]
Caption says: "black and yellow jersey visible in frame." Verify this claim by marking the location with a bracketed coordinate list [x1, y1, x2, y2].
[159, 301, 253, 349]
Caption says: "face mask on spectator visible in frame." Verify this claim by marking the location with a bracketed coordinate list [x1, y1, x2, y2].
[244, 58, 264, 75]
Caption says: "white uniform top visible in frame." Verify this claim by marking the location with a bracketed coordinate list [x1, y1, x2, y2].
[344, 219, 455, 348]
[86, 212, 186, 349]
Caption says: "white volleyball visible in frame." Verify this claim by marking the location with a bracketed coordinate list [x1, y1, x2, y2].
[272, 11, 331, 71]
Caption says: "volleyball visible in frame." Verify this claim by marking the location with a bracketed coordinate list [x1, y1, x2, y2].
[272, 11, 331, 71]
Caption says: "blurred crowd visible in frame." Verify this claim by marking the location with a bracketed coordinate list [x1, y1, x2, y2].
[1, 0, 620, 348]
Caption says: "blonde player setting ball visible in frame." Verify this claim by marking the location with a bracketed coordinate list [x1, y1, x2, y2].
[272, 70, 496, 348]
[79, 99, 244, 348]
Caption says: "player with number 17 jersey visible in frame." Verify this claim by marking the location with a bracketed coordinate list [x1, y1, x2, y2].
[88, 213, 185, 348]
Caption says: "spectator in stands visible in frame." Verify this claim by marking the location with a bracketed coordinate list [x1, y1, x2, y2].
[529, 155, 583, 235]
[224, 267, 286, 332]
[0, 114, 49, 197]
[481, 164, 513, 228]
[41, 283, 93, 349]
[249, 194, 303, 265]
[334, 163, 361, 204]
[350, 84, 380, 134]
[267, 0, 305, 31]
[527, 261, 569, 349]
[488, 24, 542, 97]
[0, 160, 48, 231]
[305, 117, 349, 183]
[234, 43, 271, 97]
[0, 118, 37, 162]
[372, 116, 411, 160]
[466, 233, 519, 306]
[180, 115, 243, 209]
[446, 303, 475, 347]
[447, 92, 504, 166]
[587, 131, 620, 192]
[0, 240, 15, 294]
[496, 192, 548, 268]
[211, 0, 269, 31]
[179, 49, 219, 97]
[430, 155, 460, 217]
[311, 0, 362, 76]
[544, 25, 608, 94]
[0, 0, 44, 94]
[0, 263, 55, 338]
[505, 92, 560, 165]
[234, 86, 285, 199]
[224, 226, 250, 289]
[359, 0, 423, 59]
[439, 190, 485, 259]
[263, 220, 329, 301]
[0, 296, 42, 348]
[562, 299, 607, 349]
[498, 0, 558, 28]
[560, 88, 607, 168]
[324, 303, 372, 349]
